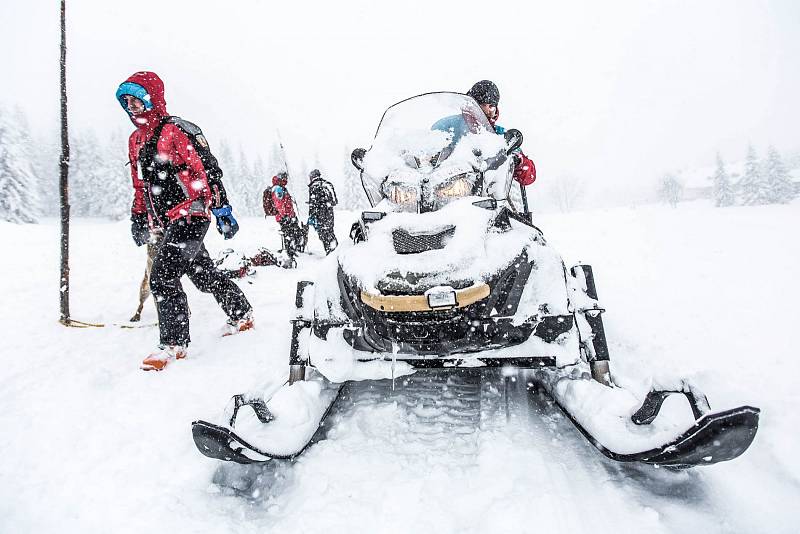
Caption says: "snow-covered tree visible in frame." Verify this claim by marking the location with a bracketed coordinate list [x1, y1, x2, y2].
[548, 173, 584, 213]
[215, 140, 244, 210]
[33, 131, 60, 217]
[763, 146, 796, 204]
[737, 145, 769, 205]
[252, 155, 269, 215]
[69, 130, 108, 216]
[234, 146, 259, 216]
[12, 107, 45, 219]
[0, 105, 41, 223]
[658, 173, 683, 208]
[100, 129, 133, 219]
[340, 146, 367, 209]
[710, 152, 735, 207]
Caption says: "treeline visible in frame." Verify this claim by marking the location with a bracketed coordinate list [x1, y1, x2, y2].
[659, 144, 798, 208]
[0, 105, 367, 224]
[710, 145, 796, 207]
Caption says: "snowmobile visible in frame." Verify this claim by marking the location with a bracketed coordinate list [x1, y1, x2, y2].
[193, 93, 759, 469]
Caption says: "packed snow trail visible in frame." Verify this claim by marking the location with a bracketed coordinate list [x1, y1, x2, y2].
[211, 369, 765, 533]
[1, 204, 798, 533]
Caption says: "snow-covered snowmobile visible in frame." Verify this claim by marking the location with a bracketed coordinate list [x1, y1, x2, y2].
[193, 93, 759, 469]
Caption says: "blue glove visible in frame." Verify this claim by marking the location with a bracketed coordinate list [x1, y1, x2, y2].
[273, 185, 285, 199]
[211, 205, 239, 240]
[307, 216, 317, 229]
[130, 213, 150, 247]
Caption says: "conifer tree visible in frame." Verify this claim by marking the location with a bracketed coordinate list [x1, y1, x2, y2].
[0, 105, 40, 223]
[33, 131, 60, 217]
[341, 146, 366, 209]
[658, 173, 683, 208]
[12, 107, 43, 219]
[710, 152, 735, 207]
[69, 130, 105, 216]
[100, 129, 132, 219]
[252, 155, 269, 214]
[216, 140, 242, 208]
[737, 145, 769, 205]
[236, 146, 256, 215]
[764, 146, 795, 204]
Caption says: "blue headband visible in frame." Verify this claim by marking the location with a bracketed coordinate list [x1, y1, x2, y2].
[115, 82, 153, 111]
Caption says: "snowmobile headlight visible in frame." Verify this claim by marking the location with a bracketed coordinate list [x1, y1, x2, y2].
[383, 182, 419, 206]
[434, 173, 476, 200]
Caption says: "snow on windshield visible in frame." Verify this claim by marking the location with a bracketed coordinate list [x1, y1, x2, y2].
[361, 93, 508, 204]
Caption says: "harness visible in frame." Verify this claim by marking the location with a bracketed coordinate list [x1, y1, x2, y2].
[137, 116, 222, 225]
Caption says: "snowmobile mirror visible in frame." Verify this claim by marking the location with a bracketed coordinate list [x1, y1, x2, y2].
[361, 211, 385, 222]
[351, 148, 367, 172]
[504, 129, 523, 155]
[472, 198, 497, 210]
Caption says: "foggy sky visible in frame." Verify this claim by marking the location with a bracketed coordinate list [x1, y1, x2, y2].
[2, 0, 798, 202]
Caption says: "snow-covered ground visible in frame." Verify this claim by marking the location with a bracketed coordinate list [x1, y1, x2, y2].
[1, 201, 798, 533]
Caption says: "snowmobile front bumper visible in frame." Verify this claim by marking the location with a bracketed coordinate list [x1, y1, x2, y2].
[360, 283, 490, 312]
[384, 355, 557, 369]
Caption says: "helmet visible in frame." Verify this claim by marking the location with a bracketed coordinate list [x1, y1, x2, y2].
[466, 80, 500, 106]
[309, 169, 321, 180]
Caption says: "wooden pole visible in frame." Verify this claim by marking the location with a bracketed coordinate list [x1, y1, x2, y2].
[59, 0, 71, 325]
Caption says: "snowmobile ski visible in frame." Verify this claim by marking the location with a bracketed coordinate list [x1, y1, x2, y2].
[533, 367, 760, 468]
[551, 396, 759, 468]
[192, 378, 344, 464]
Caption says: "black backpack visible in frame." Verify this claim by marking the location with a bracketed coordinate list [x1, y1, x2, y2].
[311, 178, 338, 208]
[154, 116, 230, 209]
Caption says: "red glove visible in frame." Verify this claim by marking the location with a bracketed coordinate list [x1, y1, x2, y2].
[512, 152, 536, 186]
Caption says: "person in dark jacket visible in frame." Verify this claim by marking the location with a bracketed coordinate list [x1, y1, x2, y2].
[116, 71, 253, 371]
[306, 169, 338, 255]
[466, 80, 536, 187]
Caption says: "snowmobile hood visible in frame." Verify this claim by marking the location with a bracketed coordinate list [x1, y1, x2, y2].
[339, 198, 545, 294]
[116, 71, 168, 132]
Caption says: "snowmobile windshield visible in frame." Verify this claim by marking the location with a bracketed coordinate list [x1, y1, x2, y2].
[361, 93, 511, 212]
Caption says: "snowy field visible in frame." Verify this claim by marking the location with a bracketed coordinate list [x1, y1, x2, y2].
[1, 202, 798, 533]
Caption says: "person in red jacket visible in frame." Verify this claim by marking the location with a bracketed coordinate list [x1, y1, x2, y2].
[116, 71, 253, 371]
[466, 80, 536, 187]
[268, 172, 304, 266]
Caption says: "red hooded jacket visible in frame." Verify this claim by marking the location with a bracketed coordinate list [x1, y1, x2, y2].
[120, 71, 211, 226]
[270, 174, 296, 222]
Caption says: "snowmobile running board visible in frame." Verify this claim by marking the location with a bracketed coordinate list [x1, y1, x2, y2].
[548, 396, 760, 468]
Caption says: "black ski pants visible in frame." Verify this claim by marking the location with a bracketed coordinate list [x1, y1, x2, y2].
[309, 208, 336, 254]
[279, 216, 304, 258]
[149, 218, 252, 346]
[312, 223, 338, 255]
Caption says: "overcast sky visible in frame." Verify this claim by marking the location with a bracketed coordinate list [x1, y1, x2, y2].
[2, 0, 798, 201]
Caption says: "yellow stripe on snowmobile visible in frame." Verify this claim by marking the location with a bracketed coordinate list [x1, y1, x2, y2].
[360, 283, 490, 313]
